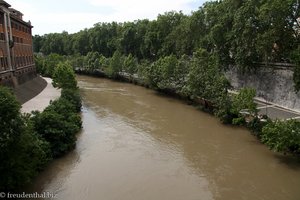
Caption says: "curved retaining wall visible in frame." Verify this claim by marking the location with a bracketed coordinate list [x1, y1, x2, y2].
[14, 75, 47, 104]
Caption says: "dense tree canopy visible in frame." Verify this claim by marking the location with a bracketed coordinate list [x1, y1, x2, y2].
[34, 0, 299, 63]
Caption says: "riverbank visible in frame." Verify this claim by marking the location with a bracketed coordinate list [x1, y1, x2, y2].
[75, 69, 300, 156]
[26, 74, 300, 200]
[0, 64, 82, 192]
[76, 70, 300, 120]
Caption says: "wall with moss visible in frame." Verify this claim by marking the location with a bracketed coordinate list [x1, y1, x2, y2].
[225, 66, 300, 111]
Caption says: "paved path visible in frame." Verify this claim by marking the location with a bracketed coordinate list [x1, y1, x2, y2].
[255, 100, 300, 120]
[229, 90, 300, 120]
[21, 77, 61, 113]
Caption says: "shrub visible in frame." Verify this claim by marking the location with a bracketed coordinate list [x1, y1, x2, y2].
[0, 87, 51, 192]
[52, 61, 78, 89]
[31, 98, 81, 157]
[261, 120, 300, 155]
[61, 88, 82, 112]
[230, 87, 257, 116]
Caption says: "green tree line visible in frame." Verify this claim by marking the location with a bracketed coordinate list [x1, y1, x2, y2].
[33, 0, 300, 89]
[35, 48, 300, 156]
[0, 62, 81, 192]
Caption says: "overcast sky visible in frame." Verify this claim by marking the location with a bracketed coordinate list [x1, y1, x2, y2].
[8, 0, 207, 35]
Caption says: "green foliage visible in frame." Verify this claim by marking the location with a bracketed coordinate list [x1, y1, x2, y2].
[123, 53, 137, 75]
[0, 86, 22, 148]
[31, 0, 300, 158]
[0, 87, 51, 192]
[0, 53, 82, 191]
[61, 88, 82, 112]
[84, 51, 101, 72]
[31, 98, 81, 157]
[31, 66, 82, 157]
[247, 116, 270, 137]
[256, 0, 299, 62]
[231, 88, 257, 115]
[291, 45, 300, 92]
[231, 0, 262, 70]
[186, 49, 229, 105]
[145, 55, 179, 90]
[232, 117, 246, 125]
[106, 50, 123, 78]
[52, 62, 78, 89]
[34, 53, 65, 77]
[33, 0, 299, 68]
[261, 120, 300, 154]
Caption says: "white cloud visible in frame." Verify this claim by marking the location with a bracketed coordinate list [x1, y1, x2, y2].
[30, 12, 105, 35]
[88, 0, 195, 17]
[7, 0, 203, 35]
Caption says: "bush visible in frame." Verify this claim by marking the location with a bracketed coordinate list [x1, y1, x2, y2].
[106, 50, 123, 78]
[34, 53, 65, 77]
[0, 87, 51, 192]
[261, 120, 300, 155]
[291, 45, 300, 92]
[61, 88, 82, 112]
[52, 61, 78, 89]
[32, 62, 82, 157]
[31, 98, 81, 158]
[232, 117, 246, 125]
[230, 87, 257, 115]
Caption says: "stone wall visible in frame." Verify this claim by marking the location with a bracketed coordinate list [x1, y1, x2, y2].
[0, 66, 36, 87]
[225, 66, 300, 112]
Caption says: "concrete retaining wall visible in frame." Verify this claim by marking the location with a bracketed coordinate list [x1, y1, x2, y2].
[0, 65, 36, 87]
[225, 67, 300, 112]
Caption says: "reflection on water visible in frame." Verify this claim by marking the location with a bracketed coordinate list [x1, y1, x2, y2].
[27, 75, 300, 200]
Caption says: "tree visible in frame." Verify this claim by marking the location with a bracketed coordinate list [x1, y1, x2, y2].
[31, 94, 81, 158]
[186, 49, 229, 104]
[152, 55, 178, 90]
[292, 45, 300, 92]
[230, 87, 257, 125]
[84, 51, 100, 71]
[256, 0, 299, 62]
[106, 50, 123, 78]
[52, 61, 77, 89]
[261, 120, 300, 154]
[0, 87, 51, 191]
[0, 86, 22, 149]
[32, 35, 44, 53]
[231, 87, 257, 115]
[123, 53, 137, 75]
[231, 0, 262, 71]
[35, 53, 65, 77]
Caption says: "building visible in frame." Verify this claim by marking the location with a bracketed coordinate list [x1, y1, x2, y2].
[0, 0, 35, 86]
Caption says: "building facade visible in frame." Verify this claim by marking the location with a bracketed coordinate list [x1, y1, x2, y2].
[0, 0, 35, 86]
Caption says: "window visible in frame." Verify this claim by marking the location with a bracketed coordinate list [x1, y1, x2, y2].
[0, 33, 4, 40]
[0, 57, 3, 70]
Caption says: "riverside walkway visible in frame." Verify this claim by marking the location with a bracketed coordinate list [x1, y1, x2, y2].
[229, 90, 300, 120]
[19, 76, 60, 113]
[255, 100, 300, 120]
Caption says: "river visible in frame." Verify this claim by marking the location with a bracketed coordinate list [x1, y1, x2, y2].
[27, 75, 300, 200]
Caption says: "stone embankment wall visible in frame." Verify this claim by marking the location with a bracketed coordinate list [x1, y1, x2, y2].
[225, 66, 300, 112]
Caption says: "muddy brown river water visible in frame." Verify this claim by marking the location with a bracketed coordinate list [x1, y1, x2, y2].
[27, 75, 300, 200]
